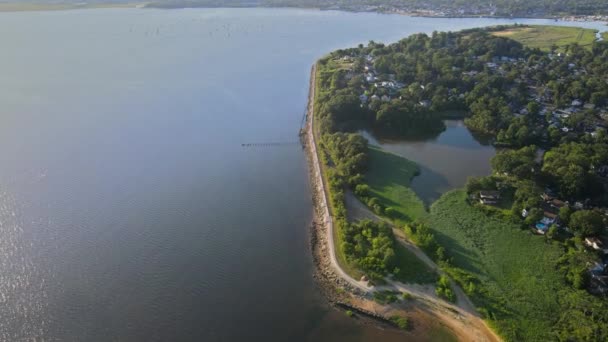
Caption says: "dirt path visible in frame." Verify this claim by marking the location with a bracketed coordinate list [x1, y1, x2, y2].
[305, 65, 370, 292]
[305, 64, 501, 342]
[345, 190, 480, 314]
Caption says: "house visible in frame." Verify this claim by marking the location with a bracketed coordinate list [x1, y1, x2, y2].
[535, 211, 558, 234]
[585, 237, 604, 250]
[571, 99, 583, 107]
[359, 94, 368, 104]
[479, 190, 500, 205]
[522, 208, 529, 218]
[549, 198, 567, 210]
[381, 95, 391, 102]
[541, 189, 557, 201]
[542, 211, 558, 224]
[419, 100, 431, 108]
[535, 223, 550, 234]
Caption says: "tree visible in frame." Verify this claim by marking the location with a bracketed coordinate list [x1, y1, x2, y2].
[547, 225, 559, 239]
[559, 206, 573, 226]
[569, 210, 605, 236]
[527, 101, 541, 116]
[525, 208, 543, 226]
[355, 184, 370, 198]
[465, 176, 497, 194]
[491, 145, 537, 178]
[542, 143, 592, 198]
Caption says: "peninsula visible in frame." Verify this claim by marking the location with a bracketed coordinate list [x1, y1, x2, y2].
[306, 24, 608, 341]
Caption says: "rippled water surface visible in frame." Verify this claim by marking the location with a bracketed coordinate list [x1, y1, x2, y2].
[0, 8, 606, 341]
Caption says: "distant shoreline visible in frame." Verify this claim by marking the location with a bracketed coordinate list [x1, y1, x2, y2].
[0, 2, 147, 12]
[0, 2, 606, 24]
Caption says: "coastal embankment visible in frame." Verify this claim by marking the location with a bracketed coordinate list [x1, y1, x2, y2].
[303, 63, 501, 342]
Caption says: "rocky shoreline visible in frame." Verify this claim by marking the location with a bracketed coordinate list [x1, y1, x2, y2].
[301, 63, 403, 329]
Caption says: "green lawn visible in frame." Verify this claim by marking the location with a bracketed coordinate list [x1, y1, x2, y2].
[393, 243, 437, 284]
[430, 190, 569, 341]
[365, 146, 428, 224]
[492, 25, 598, 51]
[363, 146, 436, 283]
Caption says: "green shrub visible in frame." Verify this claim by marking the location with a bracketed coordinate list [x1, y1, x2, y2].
[373, 290, 400, 304]
[435, 275, 456, 302]
[390, 315, 410, 330]
[355, 184, 370, 197]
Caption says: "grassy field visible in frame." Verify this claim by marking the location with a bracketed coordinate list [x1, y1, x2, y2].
[492, 25, 598, 51]
[430, 190, 570, 341]
[393, 242, 437, 283]
[361, 146, 436, 283]
[365, 146, 428, 224]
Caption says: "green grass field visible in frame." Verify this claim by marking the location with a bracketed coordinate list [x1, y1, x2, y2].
[362, 146, 436, 283]
[365, 146, 428, 224]
[492, 25, 598, 51]
[430, 190, 569, 340]
[393, 242, 437, 283]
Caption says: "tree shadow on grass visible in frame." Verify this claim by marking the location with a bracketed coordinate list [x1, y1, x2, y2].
[409, 165, 451, 206]
[430, 228, 485, 277]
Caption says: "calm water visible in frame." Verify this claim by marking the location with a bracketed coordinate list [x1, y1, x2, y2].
[363, 120, 497, 204]
[0, 8, 606, 341]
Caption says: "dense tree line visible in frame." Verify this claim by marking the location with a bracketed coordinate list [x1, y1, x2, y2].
[321, 27, 608, 150]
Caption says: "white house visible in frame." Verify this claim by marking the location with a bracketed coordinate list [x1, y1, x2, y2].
[585, 237, 604, 250]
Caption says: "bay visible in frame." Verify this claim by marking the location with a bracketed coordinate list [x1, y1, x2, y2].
[0, 8, 605, 341]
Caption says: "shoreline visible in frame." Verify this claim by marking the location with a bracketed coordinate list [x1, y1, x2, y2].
[0, 2, 148, 13]
[303, 64, 502, 341]
[0, 3, 606, 24]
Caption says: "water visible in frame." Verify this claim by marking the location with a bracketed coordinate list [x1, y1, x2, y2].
[364, 120, 497, 204]
[0, 7, 606, 341]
